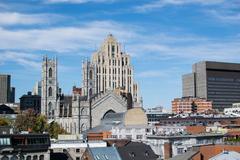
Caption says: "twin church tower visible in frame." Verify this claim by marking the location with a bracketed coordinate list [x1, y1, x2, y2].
[41, 34, 141, 133]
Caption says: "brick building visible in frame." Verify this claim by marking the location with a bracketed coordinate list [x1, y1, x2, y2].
[172, 97, 212, 114]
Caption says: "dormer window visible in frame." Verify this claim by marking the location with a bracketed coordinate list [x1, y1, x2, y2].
[129, 152, 135, 157]
[145, 151, 149, 156]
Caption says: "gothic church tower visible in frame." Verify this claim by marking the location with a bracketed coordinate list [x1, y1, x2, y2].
[41, 56, 59, 119]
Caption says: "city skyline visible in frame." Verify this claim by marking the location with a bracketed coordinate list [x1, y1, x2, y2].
[0, 0, 240, 108]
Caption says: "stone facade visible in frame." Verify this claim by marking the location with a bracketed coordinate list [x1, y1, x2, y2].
[41, 56, 59, 119]
[82, 34, 141, 106]
[41, 56, 128, 134]
[41, 35, 140, 134]
[57, 90, 128, 134]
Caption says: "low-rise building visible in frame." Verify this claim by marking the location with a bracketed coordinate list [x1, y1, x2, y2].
[156, 116, 239, 126]
[170, 144, 240, 160]
[20, 91, 41, 113]
[224, 102, 240, 117]
[50, 137, 107, 160]
[172, 97, 212, 114]
[0, 133, 50, 160]
[145, 107, 172, 124]
[88, 107, 152, 142]
[147, 133, 224, 159]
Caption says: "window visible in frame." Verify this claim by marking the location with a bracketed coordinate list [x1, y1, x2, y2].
[136, 135, 143, 139]
[129, 152, 135, 157]
[76, 149, 80, 153]
[49, 68, 53, 78]
[26, 156, 31, 160]
[48, 87, 52, 97]
[76, 157, 80, 160]
[32, 155, 37, 160]
[111, 135, 117, 138]
[126, 135, 132, 139]
[177, 148, 184, 154]
[145, 151, 149, 156]
[39, 155, 44, 160]
[0, 138, 10, 145]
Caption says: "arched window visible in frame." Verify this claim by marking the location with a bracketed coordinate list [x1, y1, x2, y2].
[48, 102, 52, 117]
[49, 68, 53, 78]
[89, 70, 93, 80]
[81, 123, 86, 133]
[32, 155, 38, 160]
[102, 110, 115, 119]
[48, 87, 52, 97]
[26, 156, 31, 160]
[39, 155, 44, 160]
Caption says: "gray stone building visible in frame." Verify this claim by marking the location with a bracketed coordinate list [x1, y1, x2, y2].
[41, 35, 141, 134]
[0, 74, 15, 103]
[183, 61, 240, 111]
[41, 56, 128, 134]
[41, 56, 60, 119]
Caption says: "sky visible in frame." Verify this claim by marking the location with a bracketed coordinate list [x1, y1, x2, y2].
[0, 0, 240, 109]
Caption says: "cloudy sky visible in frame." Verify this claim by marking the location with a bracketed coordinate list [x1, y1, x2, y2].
[0, 0, 240, 109]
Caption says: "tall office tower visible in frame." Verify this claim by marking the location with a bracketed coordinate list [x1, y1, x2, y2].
[0, 75, 15, 103]
[82, 34, 141, 104]
[9, 87, 15, 103]
[41, 56, 59, 119]
[183, 61, 240, 111]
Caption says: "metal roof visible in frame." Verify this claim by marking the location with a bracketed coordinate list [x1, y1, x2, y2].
[89, 147, 122, 160]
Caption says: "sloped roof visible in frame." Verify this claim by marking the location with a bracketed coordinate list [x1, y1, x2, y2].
[170, 150, 199, 160]
[0, 104, 15, 114]
[117, 142, 159, 160]
[89, 147, 122, 160]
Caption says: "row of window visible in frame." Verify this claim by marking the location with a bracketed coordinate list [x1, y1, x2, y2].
[111, 135, 143, 139]
[0, 138, 10, 145]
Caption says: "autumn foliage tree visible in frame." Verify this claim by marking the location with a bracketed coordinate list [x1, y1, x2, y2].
[0, 117, 10, 126]
[14, 109, 66, 138]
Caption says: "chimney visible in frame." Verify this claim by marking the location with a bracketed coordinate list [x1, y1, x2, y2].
[164, 142, 172, 159]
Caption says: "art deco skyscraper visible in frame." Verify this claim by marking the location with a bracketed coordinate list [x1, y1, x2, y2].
[82, 34, 141, 104]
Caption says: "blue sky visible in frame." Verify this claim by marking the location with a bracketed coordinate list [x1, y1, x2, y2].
[0, 0, 240, 109]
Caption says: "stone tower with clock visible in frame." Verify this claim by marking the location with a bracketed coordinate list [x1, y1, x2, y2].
[41, 56, 59, 120]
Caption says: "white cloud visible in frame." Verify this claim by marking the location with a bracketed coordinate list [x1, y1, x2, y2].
[0, 51, 41, 69]
[135, 0, 225, 12]
[0, 12, 66, 26]
[0, 19, 239, 64]
[0, 21, 137, 53]
[206, 9, 240, 23]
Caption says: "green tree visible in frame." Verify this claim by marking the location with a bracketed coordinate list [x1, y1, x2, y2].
[48, 121, 67, 139]
[14, 109, 67, 138]
[33, 115, 48, 133]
